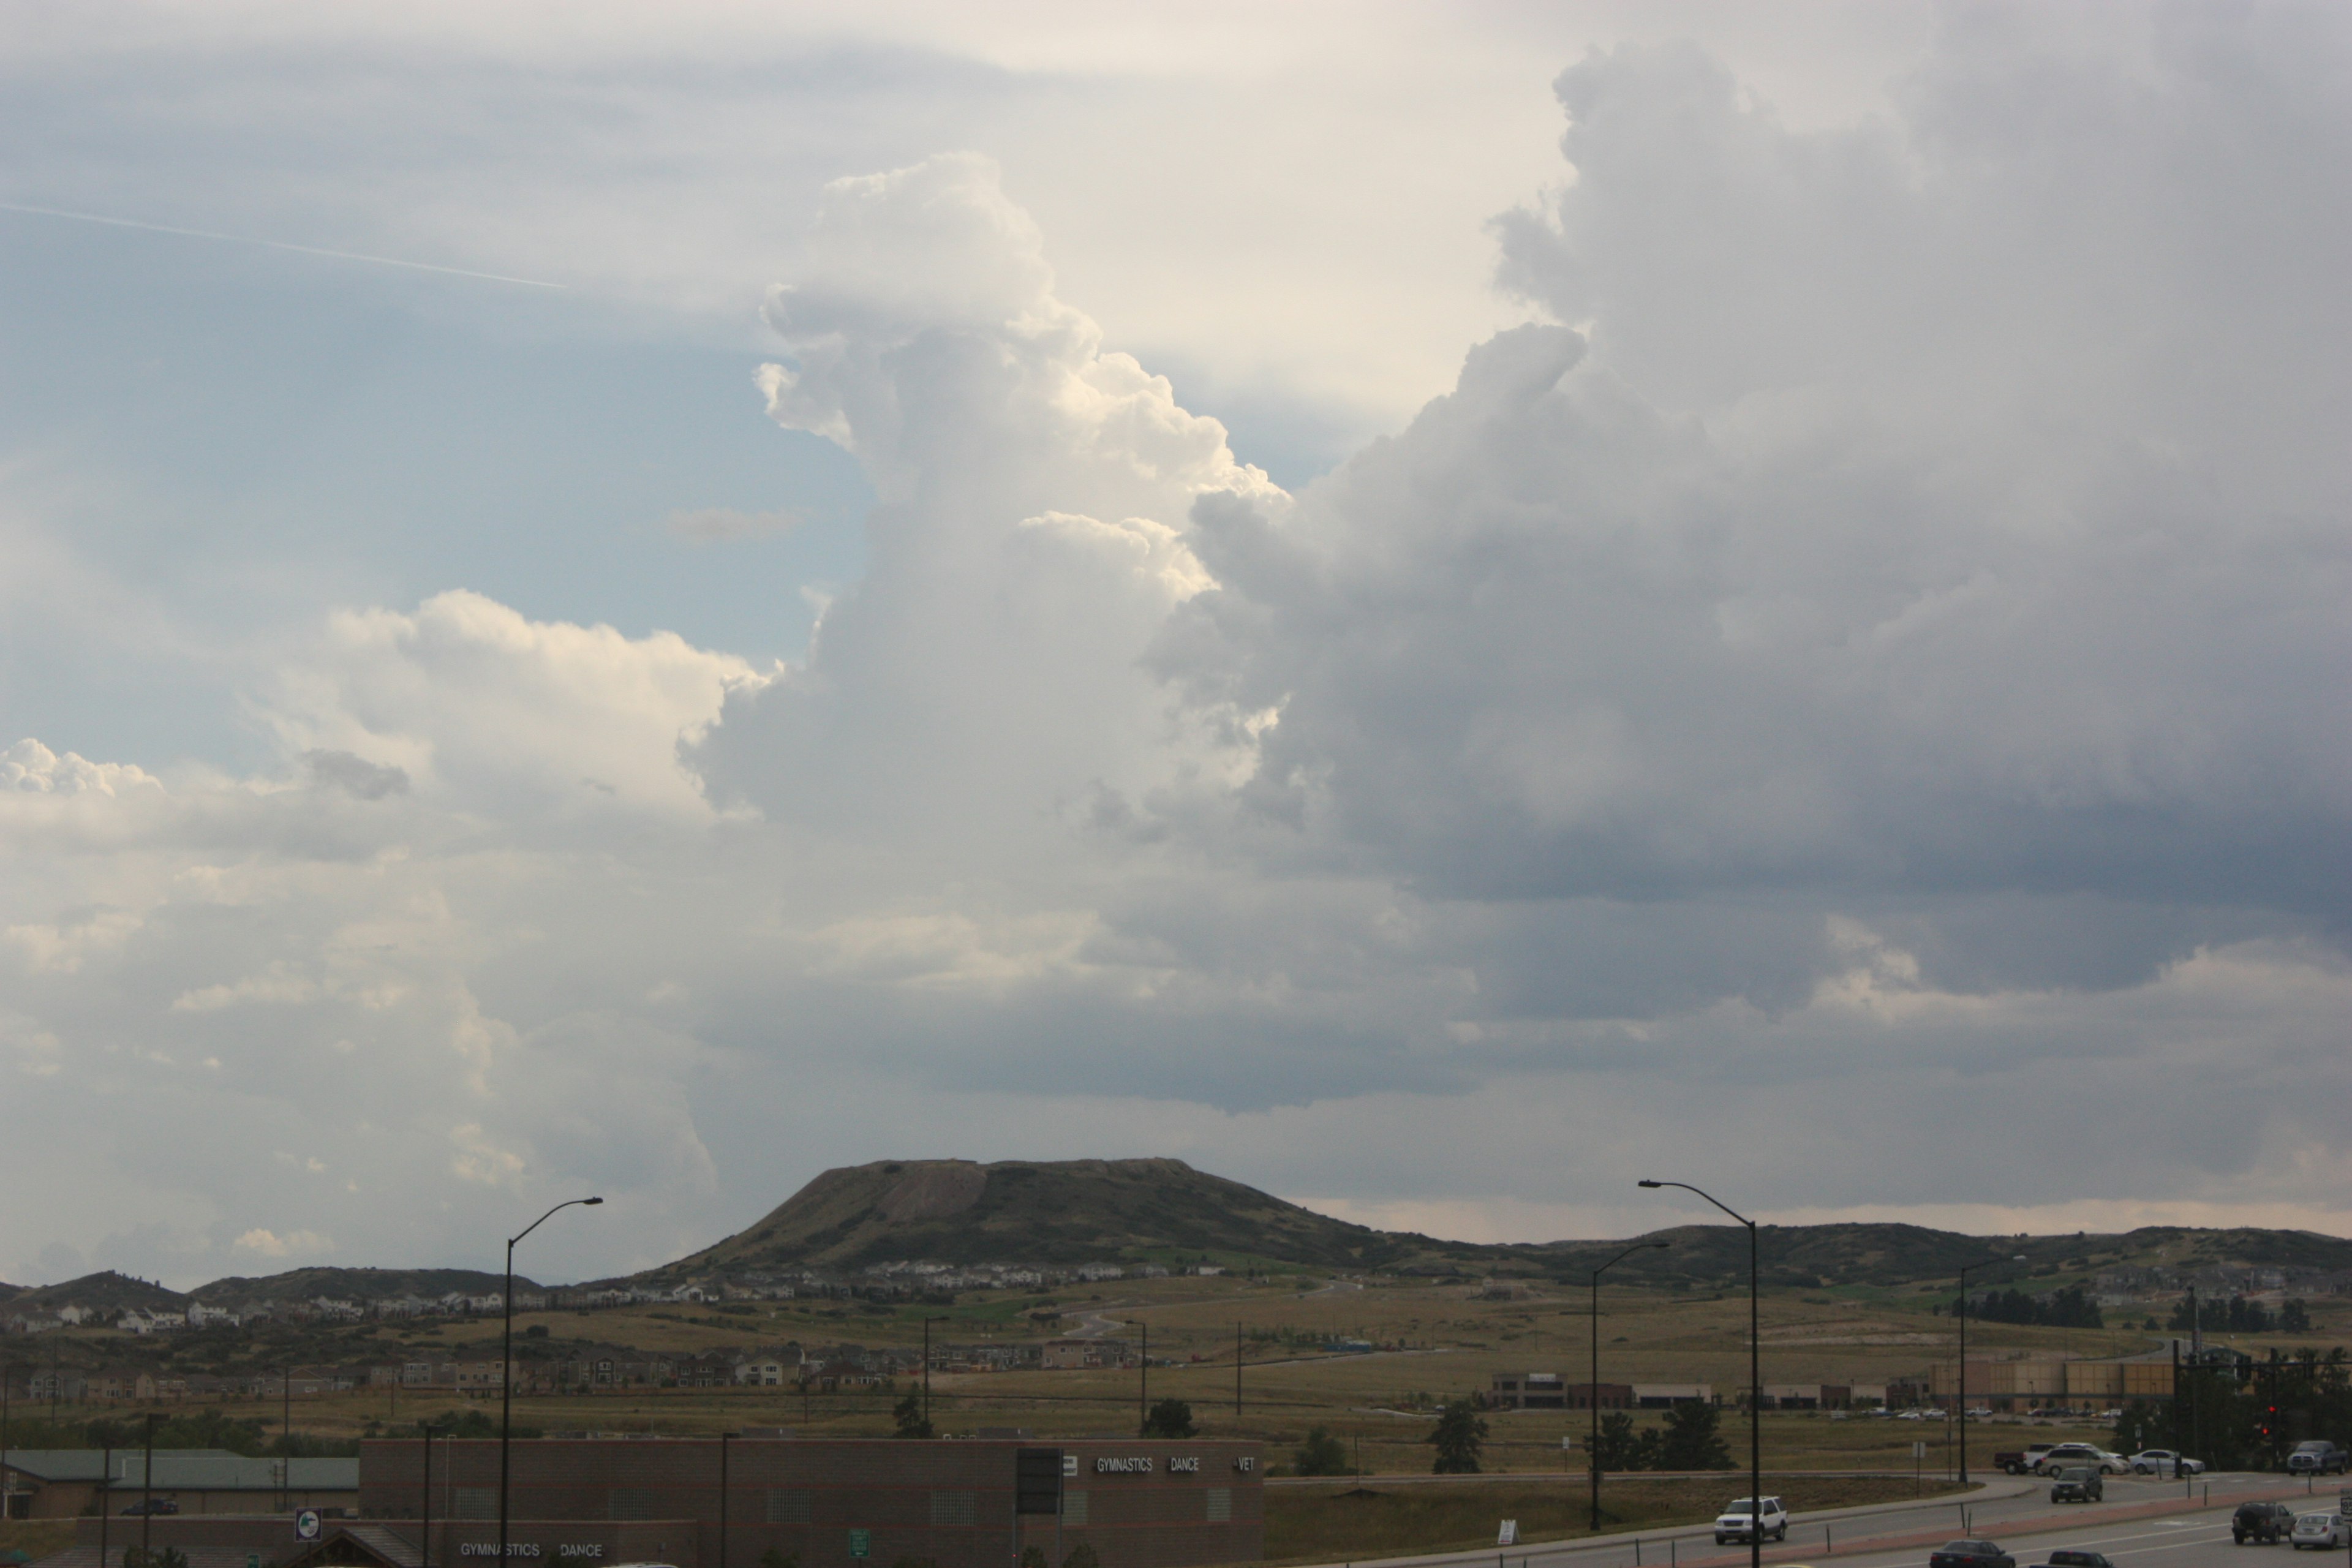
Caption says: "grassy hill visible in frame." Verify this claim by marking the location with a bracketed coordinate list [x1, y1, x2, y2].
[623, 1158, 2352, 1292]
[12, 1270, 189, 1313]
[628, 1157, 1487, 1280]
[191, 1266, 536, 1307]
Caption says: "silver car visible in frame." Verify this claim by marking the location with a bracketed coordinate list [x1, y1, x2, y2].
[2128, 1449, 2204, 1477]
[2290, 1512, 2347, 1551]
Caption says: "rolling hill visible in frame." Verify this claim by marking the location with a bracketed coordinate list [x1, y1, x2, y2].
[622, 1158, 2352, 1291]
[627, 1157, 1483, 1281]
[190, 1267, 535, 1308]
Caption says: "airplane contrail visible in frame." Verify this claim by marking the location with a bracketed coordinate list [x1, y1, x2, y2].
[0, 200, 566, 290]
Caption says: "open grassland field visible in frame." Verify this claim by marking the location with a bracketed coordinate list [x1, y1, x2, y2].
[1264, 1475, 1969, 1564]
[17, 1273, 2343, 1472]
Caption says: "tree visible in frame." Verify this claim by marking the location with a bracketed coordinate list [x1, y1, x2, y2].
[1590, 1411, 1643, 1471]
[1019, 1549, 1049, 1568]
[1061, 1547, 1100, 1568]
[1142, 1398, 1195, 1438]
[1294, 1426, 1349, 1476]
[2280, 1300, 2312, 1334]
[1427, 1399, 1487, 1474]
[891, 1393, 934, 1439]
[1656, 1401, 1733, 1471]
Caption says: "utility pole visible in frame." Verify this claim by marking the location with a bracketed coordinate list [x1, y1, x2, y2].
[2, 1359, 13, 1526]
[141, 1411, 158, 1559]
[98, 1447, 111, 1568]
[1137, 1324, 1149, 1433]
[718, 1433, 731, 1568]
[922, 1317, 951, 1432]
[1234, 1323, 1243, 1422]
[421, 1424, 434, 1568]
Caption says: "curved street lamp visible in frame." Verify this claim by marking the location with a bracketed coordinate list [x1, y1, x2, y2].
[1640, 1180, 1760, 1568]
[1589, 1240, 1671, 1531]
[500, 1197, 601, 1568]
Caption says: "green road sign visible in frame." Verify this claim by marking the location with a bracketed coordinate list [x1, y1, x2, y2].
[848, 1529, 871, 1559]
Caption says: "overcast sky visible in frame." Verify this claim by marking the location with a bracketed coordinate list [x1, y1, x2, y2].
[5, 1, 2348, 1291]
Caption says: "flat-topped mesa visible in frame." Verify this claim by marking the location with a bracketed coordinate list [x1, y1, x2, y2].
[630, 1156, 1435, 1279]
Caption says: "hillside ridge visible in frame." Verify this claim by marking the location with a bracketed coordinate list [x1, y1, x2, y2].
[614, 1158, 2352, 1290]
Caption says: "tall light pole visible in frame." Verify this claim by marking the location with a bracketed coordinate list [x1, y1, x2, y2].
[500, 1197, 601, 1568]
[1590, 1242, 1670, 1531]
[1640, 1181, 1760, 1568]
[921, 1317, 951, 1433]
[2, 1360, 14, 1526]
[1954, 1254, 2026, 1486]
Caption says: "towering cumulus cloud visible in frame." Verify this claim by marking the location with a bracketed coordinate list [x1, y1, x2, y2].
[4, 13, 2350, 1284]
[701, 154, 1280, 850]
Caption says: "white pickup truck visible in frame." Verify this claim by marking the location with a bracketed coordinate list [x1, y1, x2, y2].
[1716, 1497, 1790, 1544]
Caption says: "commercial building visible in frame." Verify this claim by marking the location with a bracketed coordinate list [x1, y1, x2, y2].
[1924, 1355, 2172, 1409]
[1487, 1376, 1634, 1411]
[50, 1438, 1261, 1568]
[1, 1451, 357, 1520]
[1632, 1384, 1716, 1408]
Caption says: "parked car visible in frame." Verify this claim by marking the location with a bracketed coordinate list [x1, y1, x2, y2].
[2038, 1442, 2128, 1475]
[1999, 1444, 2058, 1475]
[2290, 1513, 2347, 1551]
[2237, 1501, 2298, 1545]
[119, 1500, 179, 1517]
[2286, 1440, 2349, 1476]
[2043, 1551, 2116, 1568]
[1716, 1496, 1790, 1544]
[2130, 1449, 2206, 1477]
[2050, 1466, 2105, 1504]
[1931, 1542, 2016, 1568]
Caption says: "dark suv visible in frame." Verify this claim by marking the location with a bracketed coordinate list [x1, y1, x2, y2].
[1932, 1543, 2017, 1568]
[2050, 1466, 2104, 1504]
[2234, 1501, 2296, 1544]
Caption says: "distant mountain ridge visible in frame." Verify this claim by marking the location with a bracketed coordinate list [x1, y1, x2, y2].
[618, 1158, 2352, 1290]
[191, 1266, 534, 1308]
[14, 1161, 2352, 1305]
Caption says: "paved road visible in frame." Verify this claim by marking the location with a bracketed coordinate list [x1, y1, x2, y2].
[1291, 1471, 2348, 1568]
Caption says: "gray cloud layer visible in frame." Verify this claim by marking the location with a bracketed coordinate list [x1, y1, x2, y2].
[5, 8, 2349, 1286]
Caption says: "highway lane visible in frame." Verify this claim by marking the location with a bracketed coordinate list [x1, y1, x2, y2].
[1289, 1471, 2346, 1568]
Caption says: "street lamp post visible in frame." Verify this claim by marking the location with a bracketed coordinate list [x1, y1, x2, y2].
[921, 1317, 951, 1434]
[1589, 1242, 1670, 1531]
[499, 1197, 601, 1568]
[1954, 1255, 2026, 1486]
[1640, 1181, 1761, 1568]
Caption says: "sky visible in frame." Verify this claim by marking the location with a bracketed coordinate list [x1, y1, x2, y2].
[4, 1, 2348, 1291]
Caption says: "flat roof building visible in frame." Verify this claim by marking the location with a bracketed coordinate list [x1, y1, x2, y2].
[43, 1438, 1261, 1568]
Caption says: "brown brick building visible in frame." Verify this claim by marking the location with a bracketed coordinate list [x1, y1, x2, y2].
[355, 1437, 1262, 1568]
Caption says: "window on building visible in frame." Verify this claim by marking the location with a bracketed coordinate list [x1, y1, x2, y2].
[929, 1492, 976, 1527]
[1205, 1488, 1232, 1523]
[454, 1489, 497, 1521]
[766, 1491, 812, 1525]
[609, 1489, 661, 1521]
[1061, 1492, 1087, 1527]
